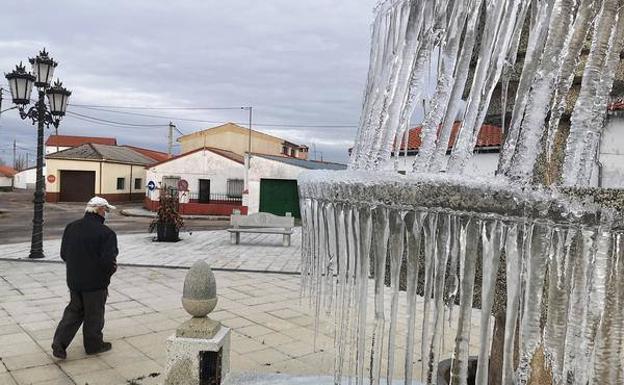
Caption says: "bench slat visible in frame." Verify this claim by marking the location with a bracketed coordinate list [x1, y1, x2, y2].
[227, 228, 293, 234]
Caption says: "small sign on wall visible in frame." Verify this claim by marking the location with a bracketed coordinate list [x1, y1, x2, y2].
[47, 175, 56, 184]
[147, 180, 156, 191]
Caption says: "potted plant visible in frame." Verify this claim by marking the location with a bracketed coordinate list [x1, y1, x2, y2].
[149, 188, 184, 242]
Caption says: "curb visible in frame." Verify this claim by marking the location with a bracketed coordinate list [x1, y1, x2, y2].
[0, 257, 300, 276]
[120, 209, 229, 221]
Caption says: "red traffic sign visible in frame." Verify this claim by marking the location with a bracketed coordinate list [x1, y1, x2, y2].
[47, 175, 56, 183]
[177, 179, 189, 191]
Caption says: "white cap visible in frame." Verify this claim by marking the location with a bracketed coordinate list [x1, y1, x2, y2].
[86, 196, 116, 211]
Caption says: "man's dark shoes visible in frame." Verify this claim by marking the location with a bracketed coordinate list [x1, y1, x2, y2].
[52, 346, 67, 360]
[86, 342, 112, 355]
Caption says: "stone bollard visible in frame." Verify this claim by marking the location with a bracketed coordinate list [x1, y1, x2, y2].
[164, 261, 231, 385]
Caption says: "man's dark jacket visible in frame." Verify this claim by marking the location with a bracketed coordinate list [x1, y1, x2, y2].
[61, 212, 118, 292]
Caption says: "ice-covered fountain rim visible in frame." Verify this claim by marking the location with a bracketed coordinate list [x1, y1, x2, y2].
[298, 170, 623, 229]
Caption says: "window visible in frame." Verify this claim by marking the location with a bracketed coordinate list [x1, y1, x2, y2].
[290, 148, 296, 157]
[116, 178, 125, 190]
[227, 179, 244, 198]
[134, 178, 142, 190]
[282, 146, 289, 155]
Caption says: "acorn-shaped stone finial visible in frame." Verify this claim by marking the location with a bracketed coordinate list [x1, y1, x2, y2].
[182, 261, 217, 317]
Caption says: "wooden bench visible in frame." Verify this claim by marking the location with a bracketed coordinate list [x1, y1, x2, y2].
[227, 211, 295, 246]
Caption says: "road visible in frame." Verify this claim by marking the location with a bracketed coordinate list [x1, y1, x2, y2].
[0, 190, 230, 244]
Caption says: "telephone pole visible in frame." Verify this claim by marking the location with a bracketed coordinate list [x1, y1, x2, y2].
[13, 140, 16, 169]
[168, 121, 175, 157]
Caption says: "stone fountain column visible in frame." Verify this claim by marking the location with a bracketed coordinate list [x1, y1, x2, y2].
[164, 261, 231, 385]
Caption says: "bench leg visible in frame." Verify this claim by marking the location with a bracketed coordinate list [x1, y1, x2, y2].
[236, 233, 240, 245]
[283, 234, 290, 247]
[230, 232, 236, 244]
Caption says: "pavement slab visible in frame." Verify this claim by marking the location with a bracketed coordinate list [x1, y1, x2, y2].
[0, 228, 302, 274]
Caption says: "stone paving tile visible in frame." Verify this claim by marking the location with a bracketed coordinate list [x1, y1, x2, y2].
[0, 228, 302, 273]
[0, 260, 486, 385]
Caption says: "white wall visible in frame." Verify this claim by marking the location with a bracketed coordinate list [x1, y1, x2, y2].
[145, 149, 244, 201]
[246, 155, 307, 214]
[391, 152, 500, 176]
[13, 168, 36, 189]
[45, 146, 69, 155]
[0, 176, 13, 188]
[598, 116, 624, 188]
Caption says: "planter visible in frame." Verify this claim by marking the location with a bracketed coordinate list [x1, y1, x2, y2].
[156, 222, 180, 242]
[437, 357, 478, 385]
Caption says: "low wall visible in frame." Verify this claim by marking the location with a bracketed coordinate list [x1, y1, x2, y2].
[144, 197, 247, 216]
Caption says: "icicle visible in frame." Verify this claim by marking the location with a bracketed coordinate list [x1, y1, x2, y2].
[450, 216, 481, 385]
[386, 209, 406, 385]
[427, 213, 452, 384]
[370, 206, 390, 385]
[421, 212, 439, 380]
[517, 223, 552, 383]
[562, 0, 624, 186]
[591, 232, 620, 384]
[404, 211, 424, 385]
[501, 223, 521, 385]
[446, 216, 461, 329]
[506, 0, 577, 183]
[334, 203, 349, 385]
[475, 220, 503, 385]
[543, 227, 575, 383]
[355, 206, 372, 385]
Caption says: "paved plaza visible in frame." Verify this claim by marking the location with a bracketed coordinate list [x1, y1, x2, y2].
[0, 257, 485, 385]
[0, 229, 302, 274]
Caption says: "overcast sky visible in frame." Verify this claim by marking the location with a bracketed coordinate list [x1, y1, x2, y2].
[0, 0, 378, 166]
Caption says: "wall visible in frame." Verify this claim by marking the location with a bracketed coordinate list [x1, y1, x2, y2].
[246, 155, 307, 214]
[180, 126, 283, 156]
[597, 116, 624, 188]
[46, 158, 147, 202]
[390, 152, 500, 176]
[13, 168, 36, 189]
[0, 176, 13, 188]
[145, 148, 244, 202]
[45, 146, 69, 155]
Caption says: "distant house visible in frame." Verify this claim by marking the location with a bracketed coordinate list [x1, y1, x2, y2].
[177, 123, 309, 160]
[45, 134, 117, 155]
[247, 154, 347, 217]
[145, 147, 246, 215]
[391, 122, 502, 175]
[0, 165, 16, 190]
[46, 144, 159, 203]
[13, 166, 36, 189]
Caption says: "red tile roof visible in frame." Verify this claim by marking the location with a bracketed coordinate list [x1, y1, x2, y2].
[399, 122, 502, 151]
[0, 165, 17, 177]
[121, 145, 170, 162]
[608, 99, 624, 111]
[147, 147, 244, 168]
[45, 135, 117, 147]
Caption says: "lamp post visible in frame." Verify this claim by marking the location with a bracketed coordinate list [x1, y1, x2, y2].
[4, 49, 71, 259]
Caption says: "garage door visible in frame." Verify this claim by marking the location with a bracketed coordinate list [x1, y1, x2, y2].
[60, 171, 96, 202]
[259, 179, 300, 218]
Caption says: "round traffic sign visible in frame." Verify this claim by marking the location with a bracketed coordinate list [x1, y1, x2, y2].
[47, 175, 56, 183]
[147, 181, 156, 191]
[178, 179, 189, 191]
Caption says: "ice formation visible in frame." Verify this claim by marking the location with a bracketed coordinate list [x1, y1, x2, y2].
[300, 0, 624, 384]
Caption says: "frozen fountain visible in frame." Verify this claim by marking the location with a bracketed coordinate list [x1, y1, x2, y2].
[300, 1, 624, 385]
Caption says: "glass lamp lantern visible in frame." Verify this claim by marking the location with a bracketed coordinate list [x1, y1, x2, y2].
[29, 49, 57, 88]
[46, 80, 72, 117]
[5, 62, 36, 105]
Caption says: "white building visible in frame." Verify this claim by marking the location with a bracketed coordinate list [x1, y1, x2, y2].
[246, 154, 347, 216]
[145, 147, 245, 215]
[13, 166, 36, 189]
[0, 166, 16, 190]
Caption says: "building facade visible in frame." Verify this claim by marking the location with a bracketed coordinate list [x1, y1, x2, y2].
[46, 144, 158, 203]
[0, 166, 16, 190]
[246, 154, 347, 217]
[144, 147, 246, 215]
[13, 166, 36, 189]
[177, 123, 309, 160]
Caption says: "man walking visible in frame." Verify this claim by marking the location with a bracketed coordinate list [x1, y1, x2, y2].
[52, 197, 118, 359]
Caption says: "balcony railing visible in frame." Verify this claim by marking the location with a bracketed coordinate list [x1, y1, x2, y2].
[184, 192, 242, 204]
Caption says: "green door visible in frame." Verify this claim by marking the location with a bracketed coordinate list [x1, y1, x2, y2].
[259, 179, 300, 218]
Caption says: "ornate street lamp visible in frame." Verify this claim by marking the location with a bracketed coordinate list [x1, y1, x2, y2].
[4, 49, 71, 259]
